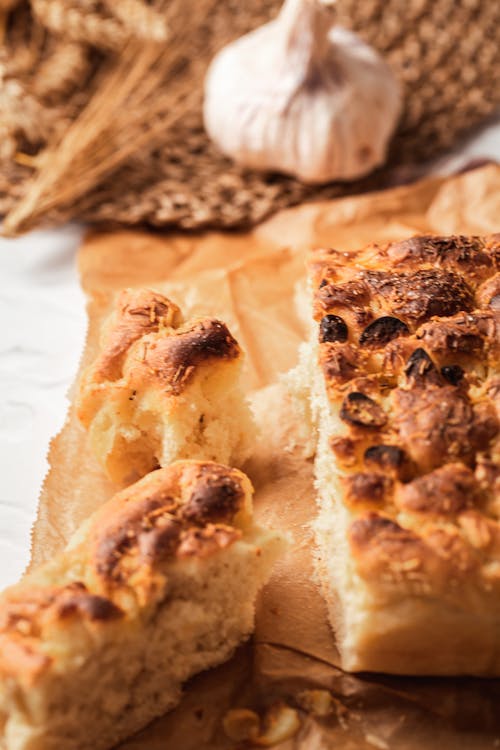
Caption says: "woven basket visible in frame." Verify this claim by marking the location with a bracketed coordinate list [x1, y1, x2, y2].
[2, 0, 499, 230]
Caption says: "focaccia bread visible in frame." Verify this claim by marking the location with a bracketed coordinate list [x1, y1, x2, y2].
[0, 461, 283, 750]
[77, 288, 254, 484]
[294, 234, 500, 675]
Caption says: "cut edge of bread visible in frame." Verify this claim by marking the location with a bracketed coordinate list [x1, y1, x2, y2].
[86, 358, 255, 485]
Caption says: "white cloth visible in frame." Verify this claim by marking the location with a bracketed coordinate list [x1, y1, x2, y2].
[0, 225, 85, 585]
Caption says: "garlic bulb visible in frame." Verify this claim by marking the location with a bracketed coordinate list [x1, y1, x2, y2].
[203, 0, 402, 184]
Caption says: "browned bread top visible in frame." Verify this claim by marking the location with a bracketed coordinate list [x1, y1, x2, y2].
[90, 461, 249, 591]
[311, 234, 499, 328]
[91, 288, 182, 382]
[309, 234, 500, 595]
[0, 461, 253, 684]
[78, 288, 241, 423]
[124, 318, 240, 397]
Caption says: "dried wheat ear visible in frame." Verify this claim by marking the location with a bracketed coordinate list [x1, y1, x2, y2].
[0, 0, 219, 232]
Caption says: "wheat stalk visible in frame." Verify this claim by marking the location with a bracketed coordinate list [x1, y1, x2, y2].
[32, 0, 172, 50]
[104, 0, 168, 42]
[32, 41, 90, 101]
[31, 0, 128, 50]
[2, 0, 218, 235]
[0, 69, 53, 145]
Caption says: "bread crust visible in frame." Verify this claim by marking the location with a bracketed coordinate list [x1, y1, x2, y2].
[0, 463, 250, 679]
[0, 461, 282, 749]
[76, 289, 251, 484]
[78, 288, 240, 404]
[307, 234, 500, 674]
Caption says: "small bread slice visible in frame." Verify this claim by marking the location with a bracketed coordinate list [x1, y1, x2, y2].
[77, 288, 254, 484]
[294, 234, 500, 675]
[0, 461, 283, 750]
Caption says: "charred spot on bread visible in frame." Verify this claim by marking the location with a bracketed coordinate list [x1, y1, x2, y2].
[363, 444, 412, 480]
[94, 494, 179, 582]
[56, 589, 124, 622]
[136, 519, 182, 562]
[441, 364, 465, 385]
[0, 583, 124, 644]
[319, 314, 348, 343]
[349, 513, 414, 545]
[181, 465, 245, 525]
[329, 436, 358, 467]
[359, 316, 409, 347]
[392, 385, 497, 473]
[364, 444, 405, 469]
[404, 347, 440, 386]
[340, 392, 387, 429]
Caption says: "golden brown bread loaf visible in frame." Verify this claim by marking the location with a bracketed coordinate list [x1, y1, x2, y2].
[0, 461, 284, 750]
[293, 234, 500, 675]
[76, 288, 253, 484]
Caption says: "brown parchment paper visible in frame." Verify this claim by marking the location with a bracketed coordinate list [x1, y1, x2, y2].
[32, 165, 500, 749]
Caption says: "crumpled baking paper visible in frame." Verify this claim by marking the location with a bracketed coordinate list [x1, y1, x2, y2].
[32, 165, 500, 749]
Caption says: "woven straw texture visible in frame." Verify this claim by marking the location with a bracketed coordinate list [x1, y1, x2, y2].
[2, 0, 499, 230]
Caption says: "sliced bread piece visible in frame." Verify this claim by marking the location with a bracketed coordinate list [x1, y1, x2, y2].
[0, 461, 284, 750]
[77, 288, 254, 484]
[295, 234, 500, 675]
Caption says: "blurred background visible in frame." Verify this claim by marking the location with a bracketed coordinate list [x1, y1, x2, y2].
[0, 0, 498, 235]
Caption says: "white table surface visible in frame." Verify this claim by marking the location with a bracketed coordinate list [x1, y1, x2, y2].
[0, 120, 499, 590]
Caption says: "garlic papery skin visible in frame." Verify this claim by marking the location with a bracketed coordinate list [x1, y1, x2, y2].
[203, 0, 402, 184]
